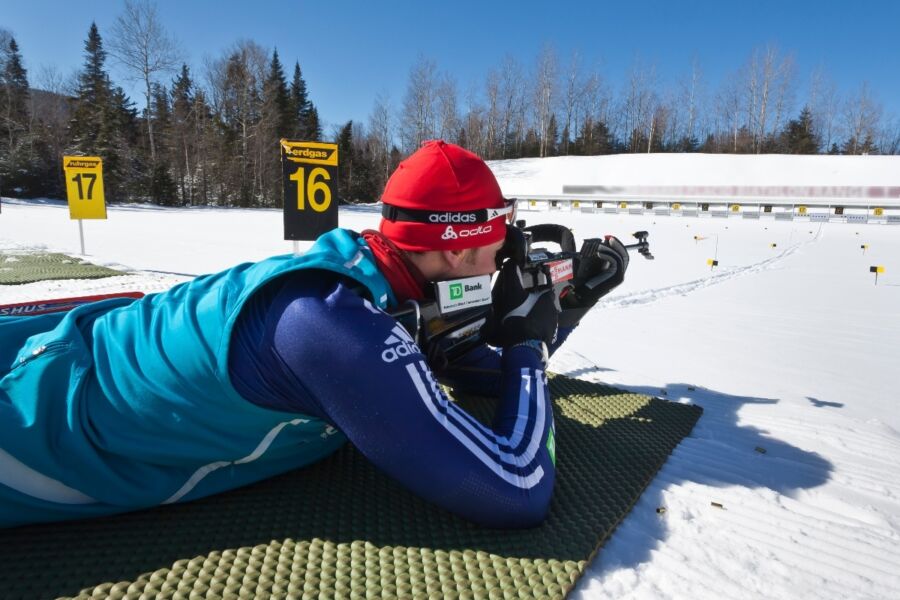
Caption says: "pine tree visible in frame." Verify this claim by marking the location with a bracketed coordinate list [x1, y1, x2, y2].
[544, 114, 559, 157]
[289, 61, 309, 138]
[263, 49, 292, 138]
[575, 118, 615, 155]
[1, 37, 29, 138]
[305, 105, 321, 141]
[170, 64, 194, 203]
[780, 107, 821, 154]
[69, 23, 109, 146]
[148, 83, 176, 204]
[1, 36, 31, 195]
[336, 120, 354, 203]
[68, 23, 137, 200]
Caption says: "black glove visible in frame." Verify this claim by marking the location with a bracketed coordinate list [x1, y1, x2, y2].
[484, 261, 560, 348]
[559, 236, 629, 327]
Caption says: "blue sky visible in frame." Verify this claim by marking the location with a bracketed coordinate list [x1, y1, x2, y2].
[4, 0, 899, 132]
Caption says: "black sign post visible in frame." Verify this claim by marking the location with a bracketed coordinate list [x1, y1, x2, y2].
[281, 140, 339, 246]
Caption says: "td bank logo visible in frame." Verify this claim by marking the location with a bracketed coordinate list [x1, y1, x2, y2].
[449, 283, 463, 300]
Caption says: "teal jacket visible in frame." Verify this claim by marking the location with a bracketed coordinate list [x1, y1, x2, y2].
[0, 229, 394, 527]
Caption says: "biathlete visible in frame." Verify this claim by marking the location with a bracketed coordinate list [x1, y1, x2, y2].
[0, 140, 627, 529]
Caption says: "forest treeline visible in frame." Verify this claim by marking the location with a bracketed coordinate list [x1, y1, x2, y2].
[2, 1, 898, 207]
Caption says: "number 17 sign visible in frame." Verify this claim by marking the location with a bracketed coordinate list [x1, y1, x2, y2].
[63, 156, 107, 220]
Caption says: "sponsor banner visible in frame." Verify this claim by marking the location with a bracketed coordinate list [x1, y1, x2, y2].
[0, 291, 144, 317]
[436, 274, 493, 314]
[281, 140, 339, 241]
[547, 259, 574, 284]
[63, 155, 106, 219]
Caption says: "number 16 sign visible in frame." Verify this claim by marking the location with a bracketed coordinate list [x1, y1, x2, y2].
[63, 156, 107, 220]
[280, 140, 338, 241]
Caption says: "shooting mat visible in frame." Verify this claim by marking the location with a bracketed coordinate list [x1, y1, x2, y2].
[0, 375, 702, 600]
[0, 252, 123, 285]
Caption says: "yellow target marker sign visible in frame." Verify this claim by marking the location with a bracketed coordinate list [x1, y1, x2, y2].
[798, 205, 808, 215]
[730, 204, 740, 212]
[281, 140, 339, 241]
[63, 156, 106, 220]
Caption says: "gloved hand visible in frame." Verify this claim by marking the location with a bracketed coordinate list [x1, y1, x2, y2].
[484, 260, 560, 348]
[559, 236, 629, 327]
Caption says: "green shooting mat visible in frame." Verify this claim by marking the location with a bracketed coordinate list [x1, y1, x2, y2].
[0, 375, 702, 600]
[0, 252, 123, 284]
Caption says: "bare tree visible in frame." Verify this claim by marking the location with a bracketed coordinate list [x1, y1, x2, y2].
[462, 92, 487, 156]
[808, 66, 841, 151]
[743, 45, 796, 152]
[532, 45, 558, 157]
[368, 93, 393, 182]
[435, 73, 460, 143]
[674, 57, 704, 147]
[622, 58, 658, 152]
[206, 40, 267, 205]
[716, 70, 745, 152]
[878, 115, 900, 155]
[560, 51, 582, 155]
[399, 56, 437, 152]
[498, 55, 526, 157]
[483, 68, 501, 158]
[32, 65, 75, 190]
[108, 0, 181, 164]
[842, 82, 882, 154]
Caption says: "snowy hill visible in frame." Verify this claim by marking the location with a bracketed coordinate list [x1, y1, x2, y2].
[490, 153, 900, 192]
[2, 152, 900, 599]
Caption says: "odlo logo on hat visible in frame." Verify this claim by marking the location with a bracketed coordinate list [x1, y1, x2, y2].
[440, 224, 493, 241]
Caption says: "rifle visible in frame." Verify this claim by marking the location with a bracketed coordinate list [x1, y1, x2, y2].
[391, 220, 653, 371]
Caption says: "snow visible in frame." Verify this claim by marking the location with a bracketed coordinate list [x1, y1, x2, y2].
[2, 153, 900, 599]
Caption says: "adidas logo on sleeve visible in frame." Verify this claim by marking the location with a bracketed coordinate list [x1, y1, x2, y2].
[381, 325, 422, 363]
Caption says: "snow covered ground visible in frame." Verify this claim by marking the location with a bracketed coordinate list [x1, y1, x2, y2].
[2, 155, 899, 599]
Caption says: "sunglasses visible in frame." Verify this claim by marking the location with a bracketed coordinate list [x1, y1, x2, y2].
[381, 198, 519, 227]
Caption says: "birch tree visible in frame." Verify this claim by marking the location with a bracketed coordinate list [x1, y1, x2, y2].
[743, 45, 796, 152]
[109, 0, 180, 164]
[532, 45, 558, 157]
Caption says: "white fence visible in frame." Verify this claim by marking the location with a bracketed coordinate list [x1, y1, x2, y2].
[516, 196, 900, 224]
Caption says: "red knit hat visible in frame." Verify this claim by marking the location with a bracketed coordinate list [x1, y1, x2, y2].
[379, 140, 507, 251]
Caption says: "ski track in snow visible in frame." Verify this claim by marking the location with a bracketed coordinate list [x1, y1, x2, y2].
[598, 225, 821, 310]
